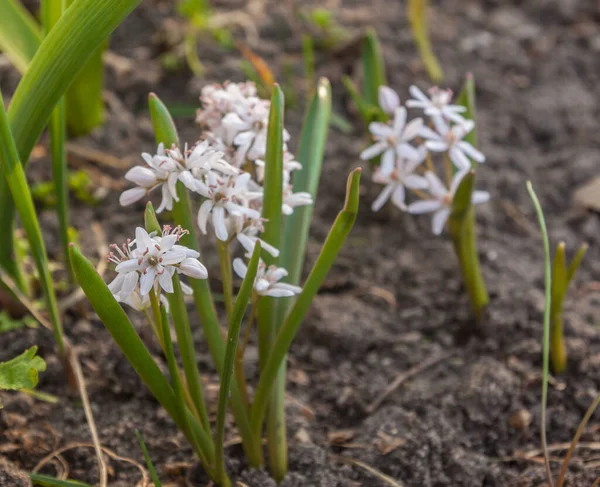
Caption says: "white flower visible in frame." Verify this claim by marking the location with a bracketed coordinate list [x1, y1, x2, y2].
[107, 226, 208, 299]
[236, 222, 280, 258]
[360, 107, 423, 176]
[197, 172, 261, 241]
[371, 146, 429, 212]
[406, 85, 467, 123]
[407, 171, 489, 235]
[119, 142, 234, 213]
[378, 86, 401, 115]
[233, 258, 302, 298]
[419, 118, 485, 171]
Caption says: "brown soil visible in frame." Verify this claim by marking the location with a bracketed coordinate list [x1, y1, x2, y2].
[1, 0, 600, 486]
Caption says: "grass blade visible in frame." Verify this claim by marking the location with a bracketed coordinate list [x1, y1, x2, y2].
[0, 0, 143, 281]
[455, 74, 477, 149]
[30, 474, 93, 487]
[407, 0, 444, 82]
[135, 430, 163, 487]
[526, 181, 555, 487]
[0, 88, 66, 357]
[250, 168, 361, 443]
[361, 28, 387, 107]
[0, 0, 42, 74]
[215, 243, 261, 485]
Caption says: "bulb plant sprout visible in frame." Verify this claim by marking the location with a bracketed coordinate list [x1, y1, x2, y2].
[357, 75, 490, 321]
[549, 242, 587, 374]
[71, 78, 360, 485]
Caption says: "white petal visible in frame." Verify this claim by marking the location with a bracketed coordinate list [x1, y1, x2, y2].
[212, 206, 228, 241]
[402, 118, 423, 141]
[135, 227, 153, 251]
[368, 122, 393, 139]
[158, 270, 174, 293]
[107, 273, 125, 294]
[418, 125, 440, 140]
[391, 185, 406, 210]
[179, 258, 208, 279]
[264, 288, 296, 298]
[404, 174, 428, 190]
[232, 258, 248, 279]
[197, 200, 213, 235]
[380, 149, 396, 176]
[161, 250, 186, 265]
[392, 107, 407, 133]
[457, 141, 486, 163]
[378, 86, 400, 114]
[425, 172, 448, 198]
[160, 234, 178, 252]
[408, 85, 429, 103]
[371, 184, 395, 212]
[115, 259, 141, 273]
[396, 144, 419, 161]
[450, 170, 469, 195]
[179, 170, 198, 192]
[167, 172, 180, 201]
[119, 187, 147, 206]
[431, 208, 451, 235]
[472, 191, 490, 205]
[121, 272, 139, 297]
[139, 268, 156, 296]
[408, 199, 443, 214]
[274, 283, 302, 294]
[425, 140, 449, 152]
[449, 147, 472, 170]
[125, 166, 157, 187]
[360, 142, 387, 160]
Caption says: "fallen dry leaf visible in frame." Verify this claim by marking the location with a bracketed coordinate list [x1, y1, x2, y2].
[374, 431, 407, 455]
[574, 176, 600, 212]
[328, 429, 356, 445]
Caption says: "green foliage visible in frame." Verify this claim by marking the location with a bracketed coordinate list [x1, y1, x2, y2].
[0, 311, 37, 333]
[550, 242, 588, 374]
[408, 0, 444, 82]
[0, 0, 42, 73]
[31, 170, 100, 208]
[30, 474, 93, 487]
[0, 347, 46, 404]
[136, 431, 163, 487]
[361, 28, 387, 108]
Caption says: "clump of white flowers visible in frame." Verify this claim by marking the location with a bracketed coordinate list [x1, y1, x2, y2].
[361, 84, 489, 235]
[116, 81, 312, 306]
[107, 225, 206, 309]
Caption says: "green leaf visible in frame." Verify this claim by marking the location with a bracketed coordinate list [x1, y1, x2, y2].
[361, 28, 387, 107]
[302, 35, 316, 89]
[280, 78, 331, 287]
[0, 310, 35, 333]
[0, 346, 46, 393]
[407, 0, 444, 82]
[448, 172, 489, 321]
[144, 202, 162, 235]
[0, 0, 42, 74]
[566, 243, 588, 285]
[0, 0, 143, 280]
[551, 242, 568, 304]
[136, 431, 163, 487]
[250, 168, 361, 441]
[0, 87, 66, 355]
[149, 93, 180, 148]
[30, 474, 93, 487]
[455, 73, 477, 149]
[215, 243, 261, 484]
[257, 85, 284, 362]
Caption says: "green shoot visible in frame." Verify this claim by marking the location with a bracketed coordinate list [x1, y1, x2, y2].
[526, 181, 555, 487]
[0, 0, 42, 73]
[550, 242, 587, 374]
[0, 346, 46, 407]
[408, 0, 444, 82]
[136, 430, 163, 487]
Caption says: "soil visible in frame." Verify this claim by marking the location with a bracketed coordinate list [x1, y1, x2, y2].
[2, 0, 600, 486]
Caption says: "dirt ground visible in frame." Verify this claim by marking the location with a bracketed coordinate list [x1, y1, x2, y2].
[1, 0, 600, 485]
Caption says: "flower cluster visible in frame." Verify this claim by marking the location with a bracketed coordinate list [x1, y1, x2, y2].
[107, 226, 207, 310]
[115, 81, 307, 306]
[361, 84, 489, 235]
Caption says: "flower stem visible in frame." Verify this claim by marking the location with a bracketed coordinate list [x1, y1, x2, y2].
[235, 296, 258, 409]
[149, 288, 165, 346]
[217, 240, 234, 320]
[171, 185, 263, 467]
